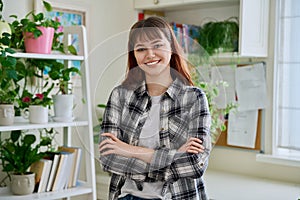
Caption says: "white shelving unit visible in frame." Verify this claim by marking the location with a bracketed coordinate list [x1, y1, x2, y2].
[0, 25, 97, 200]
[134, 0, 269, 58]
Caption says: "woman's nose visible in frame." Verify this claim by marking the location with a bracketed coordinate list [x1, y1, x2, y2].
[146, 48, 155, 59]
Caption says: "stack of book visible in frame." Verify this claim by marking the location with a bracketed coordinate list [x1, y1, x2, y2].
[170, 22, 201, 54]
[30, 146, 82, 193]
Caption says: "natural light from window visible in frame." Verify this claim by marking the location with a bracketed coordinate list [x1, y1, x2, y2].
[274, 0, 300, 158]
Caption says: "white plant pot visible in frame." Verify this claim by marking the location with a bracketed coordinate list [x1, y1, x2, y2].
[10, 173, 35, 195]
[0, 104, 15, 126]
[52, 94, 74, 122]
[22, 105, 48, 124]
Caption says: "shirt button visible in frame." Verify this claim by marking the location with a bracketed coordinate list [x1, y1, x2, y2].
[200, 163, 204, 167]
[160, 128, 165, 131]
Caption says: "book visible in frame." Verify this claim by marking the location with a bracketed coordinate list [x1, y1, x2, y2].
[44, 152, 61, 192]
[58, 146, 82, 187]
[30, 159, 52, 193]
[51, 151, 73, 191]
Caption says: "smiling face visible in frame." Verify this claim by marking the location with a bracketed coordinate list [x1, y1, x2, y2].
[133, 31, 172, 81]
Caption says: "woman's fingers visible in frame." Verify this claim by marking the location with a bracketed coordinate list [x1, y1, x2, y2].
[99, 133, 117, 155]
[178, 137, 205, 153]
[101, 132, 118, 141]
[185, 137, 205, 153]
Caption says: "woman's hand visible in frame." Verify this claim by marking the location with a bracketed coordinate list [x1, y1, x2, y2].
[99, 132, 154, 163]
[99, 133, 134, 158]
[178, 137, 205, 154]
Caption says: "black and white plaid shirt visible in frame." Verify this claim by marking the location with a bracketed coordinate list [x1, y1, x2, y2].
[100, 78, 211, 200]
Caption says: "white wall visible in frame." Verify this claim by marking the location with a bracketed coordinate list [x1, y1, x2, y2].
[3, 0, 299, 186]
[207, 1, 300, 185]
[2, 0, 33, 20]
[166, 1, 300, 184]
[2, 0, 138, 126]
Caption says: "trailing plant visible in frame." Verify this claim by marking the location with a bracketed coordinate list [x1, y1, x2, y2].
[188, 54, 237, 145]
[93, 104, 106, 143]
[0, 32, 19, 104]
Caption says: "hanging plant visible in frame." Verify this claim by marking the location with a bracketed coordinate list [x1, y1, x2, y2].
[198, 17, 239, 55]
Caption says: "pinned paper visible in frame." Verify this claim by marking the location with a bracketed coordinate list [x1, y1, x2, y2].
[235, 63, 267, 111]
[227, 110, 258, 148]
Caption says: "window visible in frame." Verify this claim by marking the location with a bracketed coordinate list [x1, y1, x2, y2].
[274, 0, 300, 157]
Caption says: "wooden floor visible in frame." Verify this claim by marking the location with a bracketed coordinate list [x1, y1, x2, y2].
[96, 171, 110, 200]
[204, 170, 300, 200]
[96, 169, 300, 200]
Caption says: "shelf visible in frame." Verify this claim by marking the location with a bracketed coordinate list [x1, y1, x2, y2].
[134, 0, 239, 11]
[0, 117, 89, 132]
[0, 181, 92, 200]
[0, 25, 97, 199]
[11, 52, 84, 61]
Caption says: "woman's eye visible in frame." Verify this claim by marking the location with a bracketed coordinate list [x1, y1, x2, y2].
[136, 48, 146, 52]
[154, 44, 163, 49]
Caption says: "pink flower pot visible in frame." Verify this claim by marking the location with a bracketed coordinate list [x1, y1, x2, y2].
[24, 26, 55, 54]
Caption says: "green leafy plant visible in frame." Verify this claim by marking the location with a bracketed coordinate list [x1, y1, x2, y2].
[9, 1, 60, 50]
[47, 60, 80, 94]
[0, 0, 3, 20]
[20, 87, 54, 108]
[194, 80, 236, 144]
[188, 54, 237, 145]
[93, 104, 106, 143]
[198, 17, 239, 55]
[0, 131, 52, 175]
[9, 0, 77, 54]
[0, 32, 18, 104]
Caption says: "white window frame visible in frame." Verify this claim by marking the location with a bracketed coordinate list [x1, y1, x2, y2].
[271, 0, 300, 162]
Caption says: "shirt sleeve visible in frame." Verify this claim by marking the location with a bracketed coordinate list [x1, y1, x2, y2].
[148, 89, 211, 182]
[99, 87, 149, 181]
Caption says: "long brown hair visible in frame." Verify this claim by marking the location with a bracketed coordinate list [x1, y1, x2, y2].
[122, 16, 193, 88]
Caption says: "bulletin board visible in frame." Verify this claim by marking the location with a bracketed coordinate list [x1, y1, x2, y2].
[215, 109, 263, 151]
[212, 62, 266, 151]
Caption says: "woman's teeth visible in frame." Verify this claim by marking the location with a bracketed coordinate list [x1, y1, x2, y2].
[146, 60, 159, 66]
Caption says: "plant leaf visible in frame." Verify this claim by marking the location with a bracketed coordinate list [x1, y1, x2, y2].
[43, 1, 52, 12]
[11, 131, 21, 142]
[23, 134, 36, 146]
[68, 45, 77, 55]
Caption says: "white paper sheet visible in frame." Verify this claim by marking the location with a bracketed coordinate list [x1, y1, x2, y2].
[235, 63, 267, 111]
[211, 65, 237, 109]
[227, 110, 258, 148]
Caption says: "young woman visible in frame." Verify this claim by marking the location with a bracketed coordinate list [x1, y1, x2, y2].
[99, 16, 211, 200]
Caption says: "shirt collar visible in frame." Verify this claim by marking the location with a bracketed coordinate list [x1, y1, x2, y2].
[134, 78, 185, 101]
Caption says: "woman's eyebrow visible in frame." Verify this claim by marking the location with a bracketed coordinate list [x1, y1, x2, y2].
[134, 43, 145, 48]
[135, 39, 163, 47]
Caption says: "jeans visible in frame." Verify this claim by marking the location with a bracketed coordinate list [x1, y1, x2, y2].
[118, 194, 161, 200]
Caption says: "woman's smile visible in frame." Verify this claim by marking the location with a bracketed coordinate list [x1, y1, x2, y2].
[145, 59, 160, 66]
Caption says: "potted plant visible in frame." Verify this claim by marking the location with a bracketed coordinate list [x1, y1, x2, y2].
[0, 31, 19, 125]
[9, 1, 60, 54]
[0, 130, 51, 195]
[198, 17, 239, 55]
[47, 60, 80, 122]
[18, 83, 54, 124]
